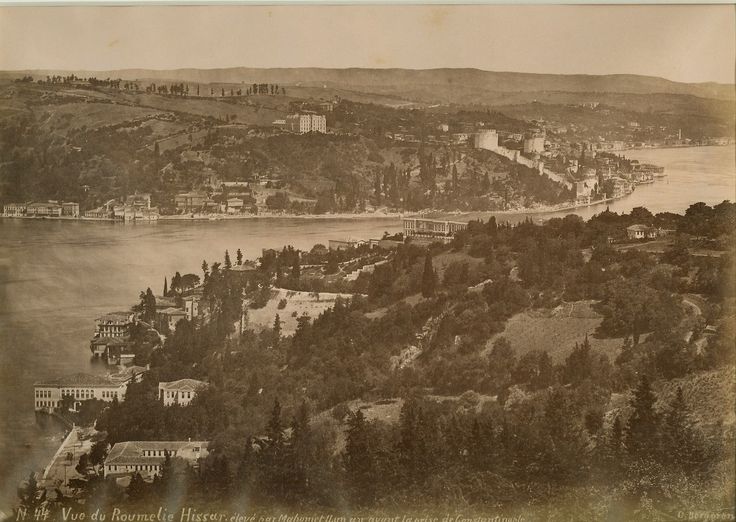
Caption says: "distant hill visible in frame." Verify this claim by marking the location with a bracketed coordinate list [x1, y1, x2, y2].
[2, 67, 733, 101]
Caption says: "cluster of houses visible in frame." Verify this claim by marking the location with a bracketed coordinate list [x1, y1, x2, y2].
[35, 367, 210, 480]
[3, 201, 79, 218]
[84, 193, 160, 221]
[2, 195, 164, 221]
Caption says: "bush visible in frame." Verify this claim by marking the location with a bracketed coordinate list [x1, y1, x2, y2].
[277, 298, 288, 310]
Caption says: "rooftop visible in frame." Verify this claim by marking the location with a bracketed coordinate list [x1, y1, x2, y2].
[627, 224, 653, 231]
[96, 312, 134, 324]
[105, 440, 209, 465]
[159, 378, 208, 392]
[35, 372, 118, 388]
[159, 307, 187, 316]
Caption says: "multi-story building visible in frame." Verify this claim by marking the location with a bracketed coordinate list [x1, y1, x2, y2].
[158, 379, 208, 406]
[403, 217, 468, 244]
[34, 366, 146, 412]
[26, 202, 62, 217]
[104, 440, 209, 479]
[61, 202, 80, 217]
[93, 312, 135, 338]
[285, 113, 327, 134]
[3, 203, 27, 216]
[90, 311, 135, 357]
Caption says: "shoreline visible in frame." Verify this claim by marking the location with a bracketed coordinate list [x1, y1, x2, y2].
[3, 144, 731, 225]
[612, 143, 733, 153]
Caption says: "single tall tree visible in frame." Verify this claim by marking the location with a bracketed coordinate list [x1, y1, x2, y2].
[224, 250, 232, 269]
[236, 249, 243, 266]
[421, 252, 437, 298]
[202, 260, 209, 281]
[625, 375, 660, 460]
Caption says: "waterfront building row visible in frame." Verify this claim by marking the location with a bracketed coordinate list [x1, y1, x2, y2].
[3, 201, 79, 217]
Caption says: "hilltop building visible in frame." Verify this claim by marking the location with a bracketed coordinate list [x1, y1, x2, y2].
[104, 440, 209, 479]
[286, 113, 327, 134]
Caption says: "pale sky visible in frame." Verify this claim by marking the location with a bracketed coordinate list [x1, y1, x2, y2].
[0, 4, 734, 84]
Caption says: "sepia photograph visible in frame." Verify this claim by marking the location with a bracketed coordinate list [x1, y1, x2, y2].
[0, 3, 734, 521]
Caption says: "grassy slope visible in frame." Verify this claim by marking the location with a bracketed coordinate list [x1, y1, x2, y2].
[484, 300, 624, 362]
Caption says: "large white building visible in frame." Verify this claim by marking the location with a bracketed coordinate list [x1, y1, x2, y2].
[159, 379, 208, 406]
[403, 217, 469, 244]
[286, 113, 327, 134]
[104, 440, 209, 479]
[34, 366, 147, 412]
[3, 203, 27, 216]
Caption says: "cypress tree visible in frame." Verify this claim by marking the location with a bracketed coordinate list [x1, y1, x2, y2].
[273, 314, 281, 348]
[291, 256, 301, 280]
[236, 248, 243, 266]
[344, 409, 376, 506]
[421, 252, 436, 298]
[662, 386, 707, 473]
[625, 375, 660, 460]
[224, 250, 232, 269]
[163, 277, 168, 296]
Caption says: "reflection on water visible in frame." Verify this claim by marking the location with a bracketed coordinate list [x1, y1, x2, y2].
[0, 145, 733, 510]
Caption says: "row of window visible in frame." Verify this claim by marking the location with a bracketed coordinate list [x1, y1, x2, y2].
[36, 400, 58, 408]
[142, 449, 178, 457]
[165, 391, 193, 399]
[36, 388, 120, 401]
[108, 464, 160, 472]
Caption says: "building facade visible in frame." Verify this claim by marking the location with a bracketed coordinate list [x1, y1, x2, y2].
[158, 379, 208, 406]
[285, 113, 327, 134]
[61, 202, 80, 217]
[26, 202, 62, 217]
[403, 217, 468, 244]
[104, 440, 209, 479]
[3, 203, 27, 216]
[93, 312, 135, 338]
[34, 366, 146, 412]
